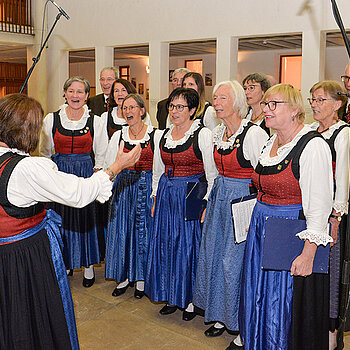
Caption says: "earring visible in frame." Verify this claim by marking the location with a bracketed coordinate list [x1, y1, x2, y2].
[292, 115, 296, 121]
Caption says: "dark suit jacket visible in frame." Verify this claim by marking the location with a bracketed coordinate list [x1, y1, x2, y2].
[87, 93, 107, 117]
[156, 98, 168, 130]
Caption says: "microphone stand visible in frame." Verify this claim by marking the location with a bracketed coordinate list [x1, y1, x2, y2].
[20, 12, 63, 93]
[331, 2, 350, 348]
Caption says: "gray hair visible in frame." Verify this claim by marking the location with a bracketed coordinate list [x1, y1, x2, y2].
[213, 80, 248, 118]
[172, 68, 190, 79]
[101, 66, 119, 79]
[63, 76, 90, 94]
[122, 93, 147, 120]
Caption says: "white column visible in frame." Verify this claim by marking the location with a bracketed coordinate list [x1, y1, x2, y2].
[46, 46, 69, 112]
[26, 0, 48, 112]
[301, 30, 326, 122]
[216, 36, 239, 83]
[95, 46, 114, 94]
[148, 41, 169, 125]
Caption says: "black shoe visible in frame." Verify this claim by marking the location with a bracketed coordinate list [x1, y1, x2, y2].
[182, 310, 196, 321]
[159, 305, 177, 315]
[112, 284, 130, 297]
[134, 289, 145, 299]
[226, 340, 244, 350]
[204, 324, 226, 337]
[82, 276, 95, 288]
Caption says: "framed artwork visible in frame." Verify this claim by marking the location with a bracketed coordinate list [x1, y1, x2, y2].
[205, 73, 213, 86]
[138, 83, 144, 95]
[146, 88, 149, 100]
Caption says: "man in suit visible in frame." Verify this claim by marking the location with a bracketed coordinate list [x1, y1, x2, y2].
[87, 66, 119, 116]
[156, 67, 190, 129]
[341, 63, 350, 122]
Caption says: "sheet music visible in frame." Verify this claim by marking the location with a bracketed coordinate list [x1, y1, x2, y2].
[231, 197, 257, 243]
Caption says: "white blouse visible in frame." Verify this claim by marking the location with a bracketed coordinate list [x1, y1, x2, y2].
[258, 125, 333, 246]
[101, 106, 153, 131]
[309, 121, 350, 215]
[104, 125, 160, 167]
[212, 119, 269, 169]
[1, 147, 113, 208]
[152, 119, 218, 200]
[39, 104, 109, 169]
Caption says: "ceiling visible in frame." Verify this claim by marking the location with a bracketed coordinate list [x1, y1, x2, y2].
[1, 32, 349, 65]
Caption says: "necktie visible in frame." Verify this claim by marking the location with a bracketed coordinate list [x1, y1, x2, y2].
[346, 104, 350, 123]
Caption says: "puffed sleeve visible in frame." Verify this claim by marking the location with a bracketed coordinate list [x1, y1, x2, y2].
[203, 106, 220, 131]
[333, 127, 350, 215]
[151, 129, 166, 197]
[8, 157, 113, 207]
[103, 130, 121, 168]
[92, 115, 109, 168]
[296, 137, 333, 246]
[198, 127, 219, 200]
[144, 112, 153, 126]
[243, 125, 269, 168]
[39, 113, 55, 158]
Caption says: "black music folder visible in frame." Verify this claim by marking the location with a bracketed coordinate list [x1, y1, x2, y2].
[185, 182, 208, 221]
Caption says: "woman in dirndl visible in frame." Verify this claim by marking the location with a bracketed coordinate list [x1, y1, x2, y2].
[239, 83, 333, 350]
[104, 94, 160, 298]
[145, 87, 218, 321]
[308, 80, 350, 350]
[193, 80, 268, 344]
[0, 93, 140, 350]
[39, 76, 108, 287]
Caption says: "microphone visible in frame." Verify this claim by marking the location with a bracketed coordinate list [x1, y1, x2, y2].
[49, 0, 70, 20]
[337, 91, 350, 98]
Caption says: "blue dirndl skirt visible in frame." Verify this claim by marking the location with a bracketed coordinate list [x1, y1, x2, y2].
[193, 175, 251, 331]
[51, 152, 100, 269]
[145, 172, 204, 308]
[239, 200, 302, 350]
[105, 169, 153, 282]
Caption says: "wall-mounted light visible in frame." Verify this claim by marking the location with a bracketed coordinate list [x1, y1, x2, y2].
[146, 65, 150, 74]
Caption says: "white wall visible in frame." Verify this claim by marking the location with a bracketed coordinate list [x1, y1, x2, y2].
[24, 0, 350, 113]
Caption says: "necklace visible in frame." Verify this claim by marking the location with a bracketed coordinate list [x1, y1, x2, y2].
[130, 124, 145, 139]
[317, 120, 338, 134]
[251, 112, 263, 123]
[67, 109, 84, 121]
[277, 123, 302, 147]
[224, 127, 237, 140]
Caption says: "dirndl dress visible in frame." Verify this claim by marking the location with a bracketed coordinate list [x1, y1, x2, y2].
[145, 122, 210, 309]
[240, 130, 331, 350]
[105, 127, 155, 282]
[50, 112, 100, 269]
[193, 121, 258, 331]
[0, 152, 79, 350]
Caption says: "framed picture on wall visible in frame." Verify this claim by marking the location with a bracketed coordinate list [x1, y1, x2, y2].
[138, 83, 144, 95]
[146, 89, 149, 100]
[131, 77, 136, 88]
[205, 73, 213, 86]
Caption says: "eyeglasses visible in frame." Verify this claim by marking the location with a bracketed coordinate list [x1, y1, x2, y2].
[100, 77, 115, 83]
[168, 103, 188, 112]
[243, 85, 259, 92]
[122, 105, 140, 112]
[341, 75, 350, 83]
[307, 97, 332, 105]
[260, 101, 288, 111]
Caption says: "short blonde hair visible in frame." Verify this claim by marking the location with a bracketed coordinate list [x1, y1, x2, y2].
[213, 80, 248, 118]
[263, 83, 305, 122]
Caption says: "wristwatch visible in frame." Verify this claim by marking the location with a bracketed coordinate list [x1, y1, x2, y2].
[330, 214, 342, 222]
